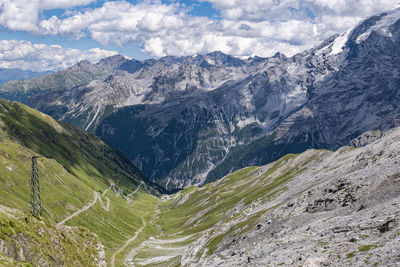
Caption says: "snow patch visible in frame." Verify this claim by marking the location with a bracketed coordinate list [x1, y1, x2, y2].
[329, 29, 351, 55]
[124, 92, 146, 106]
[329, 8, 400, 55]
[356, 8, 400, 44]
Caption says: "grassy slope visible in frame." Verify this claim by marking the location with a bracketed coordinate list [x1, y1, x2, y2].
[124, 150, 327, 266]
[0, 204, 103, 267]
[0, 98, 158, 264]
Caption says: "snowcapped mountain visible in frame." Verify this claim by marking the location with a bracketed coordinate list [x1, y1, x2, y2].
[2, 7, 400, 189]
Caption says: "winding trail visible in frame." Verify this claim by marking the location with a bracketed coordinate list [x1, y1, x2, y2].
[58, 187, 112, 226]
[58, 191, 100, 226]
[102, 184, 113, 196]
[124, 200, 162, 266]
[125, 182, 145, 203]
[127, 182, 143, 197]
[110, 213, 148, 267]
[58, 182, 145, 226]
[98, 194, 110, 211]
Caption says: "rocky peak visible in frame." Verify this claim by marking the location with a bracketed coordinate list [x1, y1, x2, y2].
[96, 54, 128, 71]
[204, 51, 246, 67]
[118, 58, 144, 74]
[75, 60, 92, 68]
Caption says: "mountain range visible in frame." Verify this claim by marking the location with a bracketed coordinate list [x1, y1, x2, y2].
[1, 8, 400, 191]
[0, 68, 51, 85]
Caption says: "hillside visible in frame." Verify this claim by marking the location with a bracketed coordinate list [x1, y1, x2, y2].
[0, 204, 105, 266]
[98, 7, 400, 188]
[0, 98, 159, 265]
[120, 127, 400, 266]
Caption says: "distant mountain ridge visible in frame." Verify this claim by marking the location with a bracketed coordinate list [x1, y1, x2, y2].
[1, 7, 400, 189]
[0, 68, 51, 84]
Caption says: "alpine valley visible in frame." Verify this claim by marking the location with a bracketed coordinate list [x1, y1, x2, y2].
[0, 6, 400, 267]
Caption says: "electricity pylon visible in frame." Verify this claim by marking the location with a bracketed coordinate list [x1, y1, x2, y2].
[30, 156, 42, 216]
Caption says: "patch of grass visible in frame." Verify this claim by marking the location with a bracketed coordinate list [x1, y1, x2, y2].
[346, 251, 356, 258]
[359, 245, 377, 252]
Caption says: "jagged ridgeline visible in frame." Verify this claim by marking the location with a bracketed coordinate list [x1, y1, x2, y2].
[0, 98, 160, 266]
[2, 8, 400, 190]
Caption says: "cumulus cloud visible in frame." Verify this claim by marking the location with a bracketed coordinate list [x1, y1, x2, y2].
[33, 1, 322, 57]
[0, 0, 95, 33]
[1, 0, 399, 60]
[0, 40, 117, 72]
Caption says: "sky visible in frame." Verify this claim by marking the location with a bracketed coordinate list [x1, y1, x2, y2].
[0, 0, 398, 72]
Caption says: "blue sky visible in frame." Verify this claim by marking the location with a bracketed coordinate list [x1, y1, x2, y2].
[0, 0, 398, 71]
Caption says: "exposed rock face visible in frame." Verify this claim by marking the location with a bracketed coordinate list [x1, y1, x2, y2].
[2, 8, 400, 189]
[349, 130, 383, 147]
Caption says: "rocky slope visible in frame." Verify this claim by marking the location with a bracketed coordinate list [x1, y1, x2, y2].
[98, 7, 400, 189]
[123, 126, 400, 266]
[2, 8, 400, 189]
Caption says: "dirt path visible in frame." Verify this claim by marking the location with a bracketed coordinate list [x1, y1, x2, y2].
[110, 214, 147, 267]
[58, 191, 100, 226]
[126, 182, 143, 198]
[125, 182, 146, 203]
[58, 186, 112, 225]
[123, 200, 162, 266]
[102, 184, 112, 196]
[98, 194, 110, 211]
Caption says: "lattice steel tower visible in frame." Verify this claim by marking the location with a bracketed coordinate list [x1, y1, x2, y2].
[30, 156, 42, 216]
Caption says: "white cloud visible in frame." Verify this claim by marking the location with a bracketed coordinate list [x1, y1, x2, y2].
[32, 1, 321, 57]
[0, 0, 399, 61]
[202, 0, 399, 20]
[0, 0, 95, 33]
[0, 40, 117, 72]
